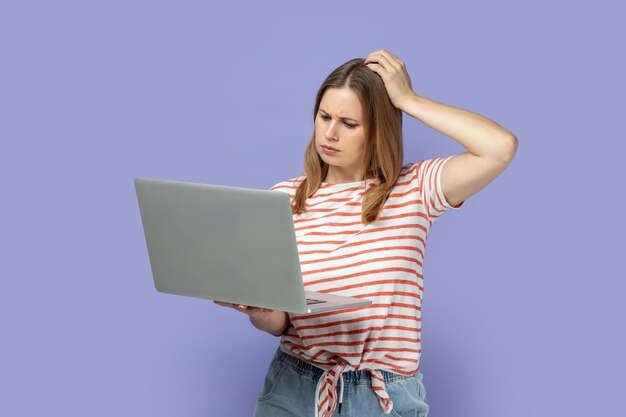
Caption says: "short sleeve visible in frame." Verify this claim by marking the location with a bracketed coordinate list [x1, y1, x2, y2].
[268, 174, 306, 194]
[268, 181, 282, 191]
[410, 156, 464, 222]
[268, 178, 302, 204]
[268, 179, 292, 192]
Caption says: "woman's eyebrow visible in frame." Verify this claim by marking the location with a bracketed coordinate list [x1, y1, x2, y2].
[318, 108, 359, 122]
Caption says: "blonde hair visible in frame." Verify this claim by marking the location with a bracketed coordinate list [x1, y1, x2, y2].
[291, 58, 404, 225]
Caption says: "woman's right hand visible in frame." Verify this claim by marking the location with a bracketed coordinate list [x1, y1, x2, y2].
[213, 300, 290, 336]
[213, 300, 274, 317]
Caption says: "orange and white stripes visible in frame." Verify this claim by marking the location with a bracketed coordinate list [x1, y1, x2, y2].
[269, 156, 463, 416]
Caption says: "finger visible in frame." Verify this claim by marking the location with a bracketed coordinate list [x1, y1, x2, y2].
[370, 53, 391, 70]
[215, 301, 234, 306]
[214, 301, 273, 313]
[365, 55, 395, 75]
[376, 52, 402, 73]
[364, 52, 386, 67]
[249, 306, 274, 313]
[367, 50, 403, 73]
[374, 49, 399, 63]
[214, 301, 242, 310]
[237, 305, 270, 314]
[364, 62, 387, 79]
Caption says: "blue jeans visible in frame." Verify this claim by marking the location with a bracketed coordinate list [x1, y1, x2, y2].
[253, 347, 430, 417]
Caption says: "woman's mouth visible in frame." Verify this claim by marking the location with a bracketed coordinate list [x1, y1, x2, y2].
[321, 145, 340, 155]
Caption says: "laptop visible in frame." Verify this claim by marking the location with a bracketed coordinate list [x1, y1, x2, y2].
[134, 177, 372, 314]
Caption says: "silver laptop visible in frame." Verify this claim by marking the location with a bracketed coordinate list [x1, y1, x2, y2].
[134, 177, 372, 314]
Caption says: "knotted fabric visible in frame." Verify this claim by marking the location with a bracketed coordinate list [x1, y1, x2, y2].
[313, 363, 394, 416]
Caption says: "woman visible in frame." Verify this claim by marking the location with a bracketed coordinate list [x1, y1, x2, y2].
[215, 49, 518, 417]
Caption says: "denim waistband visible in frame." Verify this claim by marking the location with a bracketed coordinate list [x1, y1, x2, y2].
[274, 347, 422, 385]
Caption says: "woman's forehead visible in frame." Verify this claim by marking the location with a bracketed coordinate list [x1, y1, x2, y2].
[320, 87, 363, 119]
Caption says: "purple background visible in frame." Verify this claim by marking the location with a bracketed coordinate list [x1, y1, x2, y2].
[1, 1, 624, 416]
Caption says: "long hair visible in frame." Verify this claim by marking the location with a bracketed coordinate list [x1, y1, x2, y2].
[291, 58, 404, 225]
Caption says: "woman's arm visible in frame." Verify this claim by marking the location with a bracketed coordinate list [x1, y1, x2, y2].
[214, 301, 290, 337]
[400, 93, 517, 207]
[399, 93, 517, 160]
[249, 310, 291, 337]
[363, 49, 518, 207]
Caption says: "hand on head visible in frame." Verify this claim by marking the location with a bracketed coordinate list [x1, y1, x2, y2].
[362, 49, 416, 110]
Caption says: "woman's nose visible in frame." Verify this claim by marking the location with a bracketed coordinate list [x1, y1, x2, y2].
[325, 122, 338, 140]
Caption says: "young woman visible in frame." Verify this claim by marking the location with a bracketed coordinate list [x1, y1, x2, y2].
[215, 49, 518, 417]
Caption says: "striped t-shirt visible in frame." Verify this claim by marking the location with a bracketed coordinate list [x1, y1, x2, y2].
[268, 156, 464, 417]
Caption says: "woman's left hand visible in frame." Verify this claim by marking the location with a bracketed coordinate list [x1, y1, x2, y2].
[363, 49, 417, 111]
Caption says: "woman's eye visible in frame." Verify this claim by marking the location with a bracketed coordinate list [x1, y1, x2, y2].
[320, 114, 357, 129]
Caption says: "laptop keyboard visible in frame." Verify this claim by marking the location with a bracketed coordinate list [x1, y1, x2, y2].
[306, 298, 327, 305]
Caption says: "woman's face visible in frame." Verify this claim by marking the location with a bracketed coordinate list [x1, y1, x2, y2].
[314, 87, 368, 180]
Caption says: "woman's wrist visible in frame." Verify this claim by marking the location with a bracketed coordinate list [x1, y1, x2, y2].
[249, 310, 289, 337]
